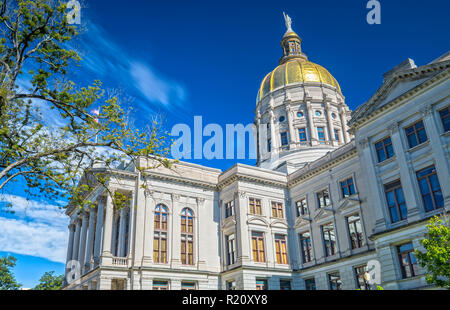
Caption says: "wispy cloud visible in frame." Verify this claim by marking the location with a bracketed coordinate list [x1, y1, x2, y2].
[0, 195, 68, 263]
[73, 23, 188, 114]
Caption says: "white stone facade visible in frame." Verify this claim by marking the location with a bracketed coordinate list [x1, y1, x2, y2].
[63, 28, 450, 290]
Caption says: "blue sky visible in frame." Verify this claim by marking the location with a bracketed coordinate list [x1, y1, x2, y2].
[1, 0, 449, 288]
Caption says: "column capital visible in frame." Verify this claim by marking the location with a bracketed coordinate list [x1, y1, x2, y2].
[235, 191, 246, 199]
[196, 197, 205, 206]
[420, 105, 433, 117]
[388, 122, 400, 134]
[358, 137, 370, 149]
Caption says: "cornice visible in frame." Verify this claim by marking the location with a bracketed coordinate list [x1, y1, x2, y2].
[217, 173, 287, 190]
[144, 171, 218, 190]
[287, 143, 358, 188]
[349, 63, 450, 130]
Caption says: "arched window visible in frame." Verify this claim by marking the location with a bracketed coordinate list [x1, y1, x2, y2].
[154, 204, 168, 263]
[181, 208, 194, 265]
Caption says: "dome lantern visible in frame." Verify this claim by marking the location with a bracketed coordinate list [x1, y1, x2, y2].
[280, 12, 307, 65]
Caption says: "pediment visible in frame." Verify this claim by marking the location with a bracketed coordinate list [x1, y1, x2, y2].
[221, 216, 236, 229]
[247, 216, 269, 227]
[294, 216, 311, 229]
[350, 60, 450, 126]
[313, 208, 334, 221]
[337, 197, 360, 213]
[270, 219, 289, 229]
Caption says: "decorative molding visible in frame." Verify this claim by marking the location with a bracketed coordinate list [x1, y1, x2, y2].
[419, 105, 433, 117]
[196, 197, 206, 206]
[388, 122, 399, 134]
[358, 138, 369, 149]
[172, 193, 181, 201]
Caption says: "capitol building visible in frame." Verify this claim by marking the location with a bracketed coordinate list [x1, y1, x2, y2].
[63, 15, 450, 290]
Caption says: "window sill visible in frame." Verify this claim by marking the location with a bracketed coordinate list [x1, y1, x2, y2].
[376, 155, 397, 167]
[441, 130, 450, 137]
[387, 219, 408, 230]
[406, 140, 430, 153]
[338, 193, 360, 204]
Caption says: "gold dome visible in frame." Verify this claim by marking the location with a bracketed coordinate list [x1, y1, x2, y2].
[256, 59, 342, 103]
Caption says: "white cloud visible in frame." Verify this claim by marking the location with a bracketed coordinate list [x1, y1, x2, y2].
[0, 195, 69, 263]
[0, 217, 68, 263]
[75, 23, 188, 112]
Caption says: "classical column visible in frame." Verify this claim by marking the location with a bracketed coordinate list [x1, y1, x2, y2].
[134, 189, 147, 265]
[286, 105, 296, 147]
[72, 218, 81, 262]
[102, 193, 114, 256]
[126, 191, 135, 259]
[66, 223, 75, 265]
[235, 191, 250, 264]
[110, 212, 118, 256]
[421, 106, 450, 204]
[339, 106, 351, 143]
[358, 138, 387, 233]
[269, 110, 279, 153]
[142, 191, 155, 264]
[84, 208, 97, 270]
[388, 123, 421, 221]
[305, 100, 317, 144]
[93, 197, 105, 264]
[117, 206, 128, 257]
[170, 194, 181, 267]
[78, 212, 89, 269]
[325, 101, 335, 143]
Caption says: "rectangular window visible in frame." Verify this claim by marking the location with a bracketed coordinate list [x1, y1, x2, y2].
[305, 278, 316, 290]
[384, 180, 407, 223]
[251, 232, 266, 262]
[298, 128, 307, 142]
[347, 214, 364, 249]
[225, 200, 234, 218]
[317, 127, 325, 141]
[181, 282, 196, 290]
[153, 281, 169, 290]
[340, 177, 355, 198]
[111, 278, 126, 290]
[296, 198, 308, 217]
[397, 243, 419, 279]
[354, 265, 369, 290]
[328, 272, 342, 290]
[226, 280, 236, 290]
[375, 137, 394, 162]
[256, 279, 268, 290]
[249, 198, 262, 215]
[153, 232, 167, 263]
[267, 138, 271, 152]
[322, 223, 336, 257]
[300, 232, 312, 263]
[274, 234, 288, 264]
[280, 280, 291, 290]
[417, 165, 444, 212]
[280, 132, 289, 146]
[271, 201, 284, 218]
[181, 234, 194, 265]
[405, 120, 428, 148]
[440, 106, 450, 132]
[317, 189, 330, 208]
[334, 129, 340, 142]
[225, 234, 236, 266]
